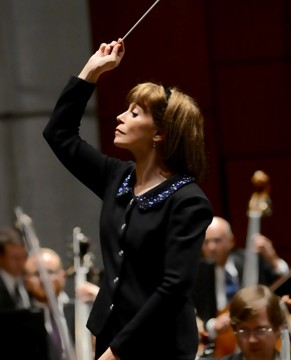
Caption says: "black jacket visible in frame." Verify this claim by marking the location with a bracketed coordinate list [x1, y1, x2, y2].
[194, 249, 283, 324]
[43, 76, 213, 360]
[0, 275, 17, 310]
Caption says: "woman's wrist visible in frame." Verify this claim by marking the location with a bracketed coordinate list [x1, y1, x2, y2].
[78, 63, 102, 83]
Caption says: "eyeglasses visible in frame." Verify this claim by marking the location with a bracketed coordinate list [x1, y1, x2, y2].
[235, 327, 273, 339]
[25, 269, 59, 278]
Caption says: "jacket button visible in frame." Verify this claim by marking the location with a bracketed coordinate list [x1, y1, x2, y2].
[113, 277, 119, 283]
[118, 250, 124, 256]
[110, 304, 114, 311]
[121, 223, 126, 230]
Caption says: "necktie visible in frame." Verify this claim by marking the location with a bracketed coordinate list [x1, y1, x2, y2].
[225, 269, 238, 302]
[14, 283, 24, 308]
[49, 311, 63, 358]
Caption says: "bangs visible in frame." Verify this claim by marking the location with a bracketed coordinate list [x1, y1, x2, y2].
[126, 83, 162, 113]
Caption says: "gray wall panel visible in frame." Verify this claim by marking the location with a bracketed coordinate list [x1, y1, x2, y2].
[0, 0, 103, 277]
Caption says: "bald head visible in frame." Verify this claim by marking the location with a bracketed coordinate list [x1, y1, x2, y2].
[24, 248, 66, 303]
[202, 216, 235, 266]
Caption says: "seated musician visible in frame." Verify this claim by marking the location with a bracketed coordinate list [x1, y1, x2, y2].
[194, 216, 289, 357]
[0, 227, 30, 310]
[24, 247, 75, 360]
[199, 284, 290, 360]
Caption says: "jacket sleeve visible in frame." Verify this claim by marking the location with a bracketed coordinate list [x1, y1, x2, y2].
[43, 76, 124, 199]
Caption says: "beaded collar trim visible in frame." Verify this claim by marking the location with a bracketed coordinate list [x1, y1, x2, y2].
[117, 173, 195, 210]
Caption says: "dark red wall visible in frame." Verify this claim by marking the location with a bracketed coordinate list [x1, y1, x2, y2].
[88, 0, 291, 263]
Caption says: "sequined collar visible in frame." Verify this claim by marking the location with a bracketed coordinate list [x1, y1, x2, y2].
[117, 172, 195, 210]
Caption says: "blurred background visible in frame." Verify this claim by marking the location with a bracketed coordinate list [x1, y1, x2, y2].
[0, 0, 290, 277]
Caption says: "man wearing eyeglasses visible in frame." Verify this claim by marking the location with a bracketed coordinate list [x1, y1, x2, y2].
[194, 216, 289, 357]
[200, 284, 289, 360]
[24, 247, 75, 360]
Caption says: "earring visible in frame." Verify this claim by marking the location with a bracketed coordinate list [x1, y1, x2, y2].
[153, 141, 156, 148]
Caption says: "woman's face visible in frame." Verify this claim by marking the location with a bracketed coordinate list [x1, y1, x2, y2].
[114, 103, 157, 155]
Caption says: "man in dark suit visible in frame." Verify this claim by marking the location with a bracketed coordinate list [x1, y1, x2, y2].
[0, 227, 30, 309]
[194, 216, 289, 357]
[23, 247, 76, 360]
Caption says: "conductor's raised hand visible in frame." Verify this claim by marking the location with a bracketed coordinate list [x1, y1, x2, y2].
[79, 39, 125, 83]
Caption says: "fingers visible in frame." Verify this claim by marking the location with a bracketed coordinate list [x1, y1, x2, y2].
[99, 40, 125, 56]
[117, 38, 125, 50]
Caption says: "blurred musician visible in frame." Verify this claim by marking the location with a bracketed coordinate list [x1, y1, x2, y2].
[194, 216, 289, 357]
[24, 247, 75, 360]
[200, 284, 290, 360]
[0, 227, 30, 310]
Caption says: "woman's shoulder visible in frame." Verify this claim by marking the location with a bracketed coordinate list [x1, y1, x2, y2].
[160, 174, 213, 213]
[173, 176, 213, 207]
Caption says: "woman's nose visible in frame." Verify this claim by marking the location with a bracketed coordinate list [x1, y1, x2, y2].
[116, 111, 126, 122]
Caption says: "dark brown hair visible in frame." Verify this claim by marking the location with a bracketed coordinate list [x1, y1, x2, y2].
[127, 82, 207, 182]
[0, 227, 24, 254]
[230, 284, 285, 331]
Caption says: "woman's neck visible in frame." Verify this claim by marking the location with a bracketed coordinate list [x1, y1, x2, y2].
[132, 148, 176, 196]
[134, 160, 173, 196]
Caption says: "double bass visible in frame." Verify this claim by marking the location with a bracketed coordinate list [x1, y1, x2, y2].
[242, 170, 272, 287]
[213, 170, 272, 358]
[243, 172, 290, 358]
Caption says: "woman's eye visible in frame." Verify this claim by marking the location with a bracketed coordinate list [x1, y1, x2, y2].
[131, 112, 138, 118]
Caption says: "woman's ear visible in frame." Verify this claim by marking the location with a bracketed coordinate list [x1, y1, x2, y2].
[153, 131, 164, 143]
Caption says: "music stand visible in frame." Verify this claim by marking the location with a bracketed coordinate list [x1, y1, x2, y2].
[0, 307, 49, 360]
